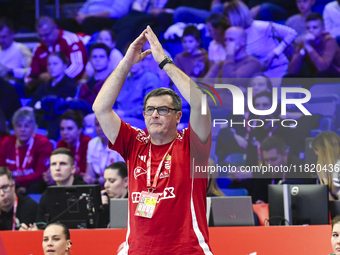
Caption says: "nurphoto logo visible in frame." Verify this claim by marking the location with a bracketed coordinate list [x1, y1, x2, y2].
[199, 83, 312, 128]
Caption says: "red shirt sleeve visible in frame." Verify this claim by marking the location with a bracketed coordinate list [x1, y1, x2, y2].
[0, 136, 9, 166]
[62, 31, 87, 80]
[25, 44, 45, 83]
[109, 120, 146, 160]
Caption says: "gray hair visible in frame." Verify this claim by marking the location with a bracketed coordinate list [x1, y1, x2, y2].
[223, 0, 253, 29]
[12, 107, 36, 127]
[143, 88, 182, 111]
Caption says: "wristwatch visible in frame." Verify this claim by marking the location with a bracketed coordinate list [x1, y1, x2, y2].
[159, 55, 173, 69]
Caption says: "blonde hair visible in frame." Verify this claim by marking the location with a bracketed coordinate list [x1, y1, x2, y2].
[223, 0, 253, 29]
[312, 131, 340, 198]
[207, 177, 226, 197]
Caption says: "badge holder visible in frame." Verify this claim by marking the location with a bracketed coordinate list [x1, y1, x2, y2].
[134, 191, 159, 218]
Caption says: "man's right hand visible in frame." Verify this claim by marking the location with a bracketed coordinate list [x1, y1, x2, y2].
[124, 29, 152, 67]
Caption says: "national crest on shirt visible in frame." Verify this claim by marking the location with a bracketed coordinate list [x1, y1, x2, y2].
[160, 154, 171, 179]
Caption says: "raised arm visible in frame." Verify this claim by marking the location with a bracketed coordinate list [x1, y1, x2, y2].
[92, 29, 151, 145]
[145, 26, 211, 143]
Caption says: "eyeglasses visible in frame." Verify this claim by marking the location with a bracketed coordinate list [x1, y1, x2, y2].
[0, 184, 13, 193]
[144, 106, 178, 116]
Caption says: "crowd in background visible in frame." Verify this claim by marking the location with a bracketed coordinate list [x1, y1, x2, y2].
[0, 0, 340, 230]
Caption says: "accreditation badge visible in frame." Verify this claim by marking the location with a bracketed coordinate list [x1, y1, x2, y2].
[134, 191, 159, 218]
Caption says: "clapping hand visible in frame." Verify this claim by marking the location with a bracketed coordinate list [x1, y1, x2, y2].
[144, 26, 166, 64]
[303, 33, 315, 46]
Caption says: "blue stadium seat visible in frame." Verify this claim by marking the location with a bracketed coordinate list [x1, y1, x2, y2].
[34, 128, 48, 136]
[305, 94, 339, 117]
[216, 178, 232, 189]
[220, 188, 248, 197]
[310, 83, 340, 97]
[27, 193, 42, 204]
[20, 98, 32, 107]
[49, 139, 57, 149]
[312, 0, 334, 14]
[224, 153, 247, 166]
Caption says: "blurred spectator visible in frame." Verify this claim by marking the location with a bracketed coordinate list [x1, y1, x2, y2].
[79, 43, 111, 105]
[248, 0, 298, 21]
[25, 16, 87, 92]
[56, 110, 91, 175]
[331, 216, 340, 255]
[0, 77, 21, 123]
[216, 73, 273, 164]
[206, 13, 229, 64]
[0, 18, 31, 84]
[115, 60, 160, 119]
[85, 30, 123, 78]
[205, 26, 262, 79]
[41, 223, 72, 253]
[30, 52, 77, 108]
[312, 131, 340, 200]
[84, 117, 124, 185]
[0, 107, 53, 194]
[173, 0, 224, 24]
[286, 0, 315, 44]
[36, 148, 87, 229]
[207, 157, 225, 197]
[288, 13, 340, 77]
[250, 73, 273, 96]
[0, 109, 10, 145]
[98, 162, 128, 228]
[114, 0, 211, 53]
[323, 0, 340, 45]
[244, 91, 281, 166]
[57, 0, 134, 35]
[30, 52, 77, 140]
[142, 41, 171, 87]
[244, 91, 313, 167]
[0, 167, 38, 230]
[174, 25, 209, 78]
[113, 0, 169, 53]
[223, 1, 297, 85]
[251, 136, 314, 203]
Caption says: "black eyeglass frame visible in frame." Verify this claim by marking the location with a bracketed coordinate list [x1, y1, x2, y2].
[0, 184, 13, 193]
[143, 106, 179, 116]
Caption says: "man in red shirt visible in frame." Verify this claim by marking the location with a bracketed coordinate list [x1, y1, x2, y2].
[25, 16, 87, 90]
[0, 107, 53, 193]
[93, 26, 213, 254]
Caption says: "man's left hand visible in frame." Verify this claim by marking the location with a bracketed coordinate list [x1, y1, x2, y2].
[303, 33, 315, 46]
